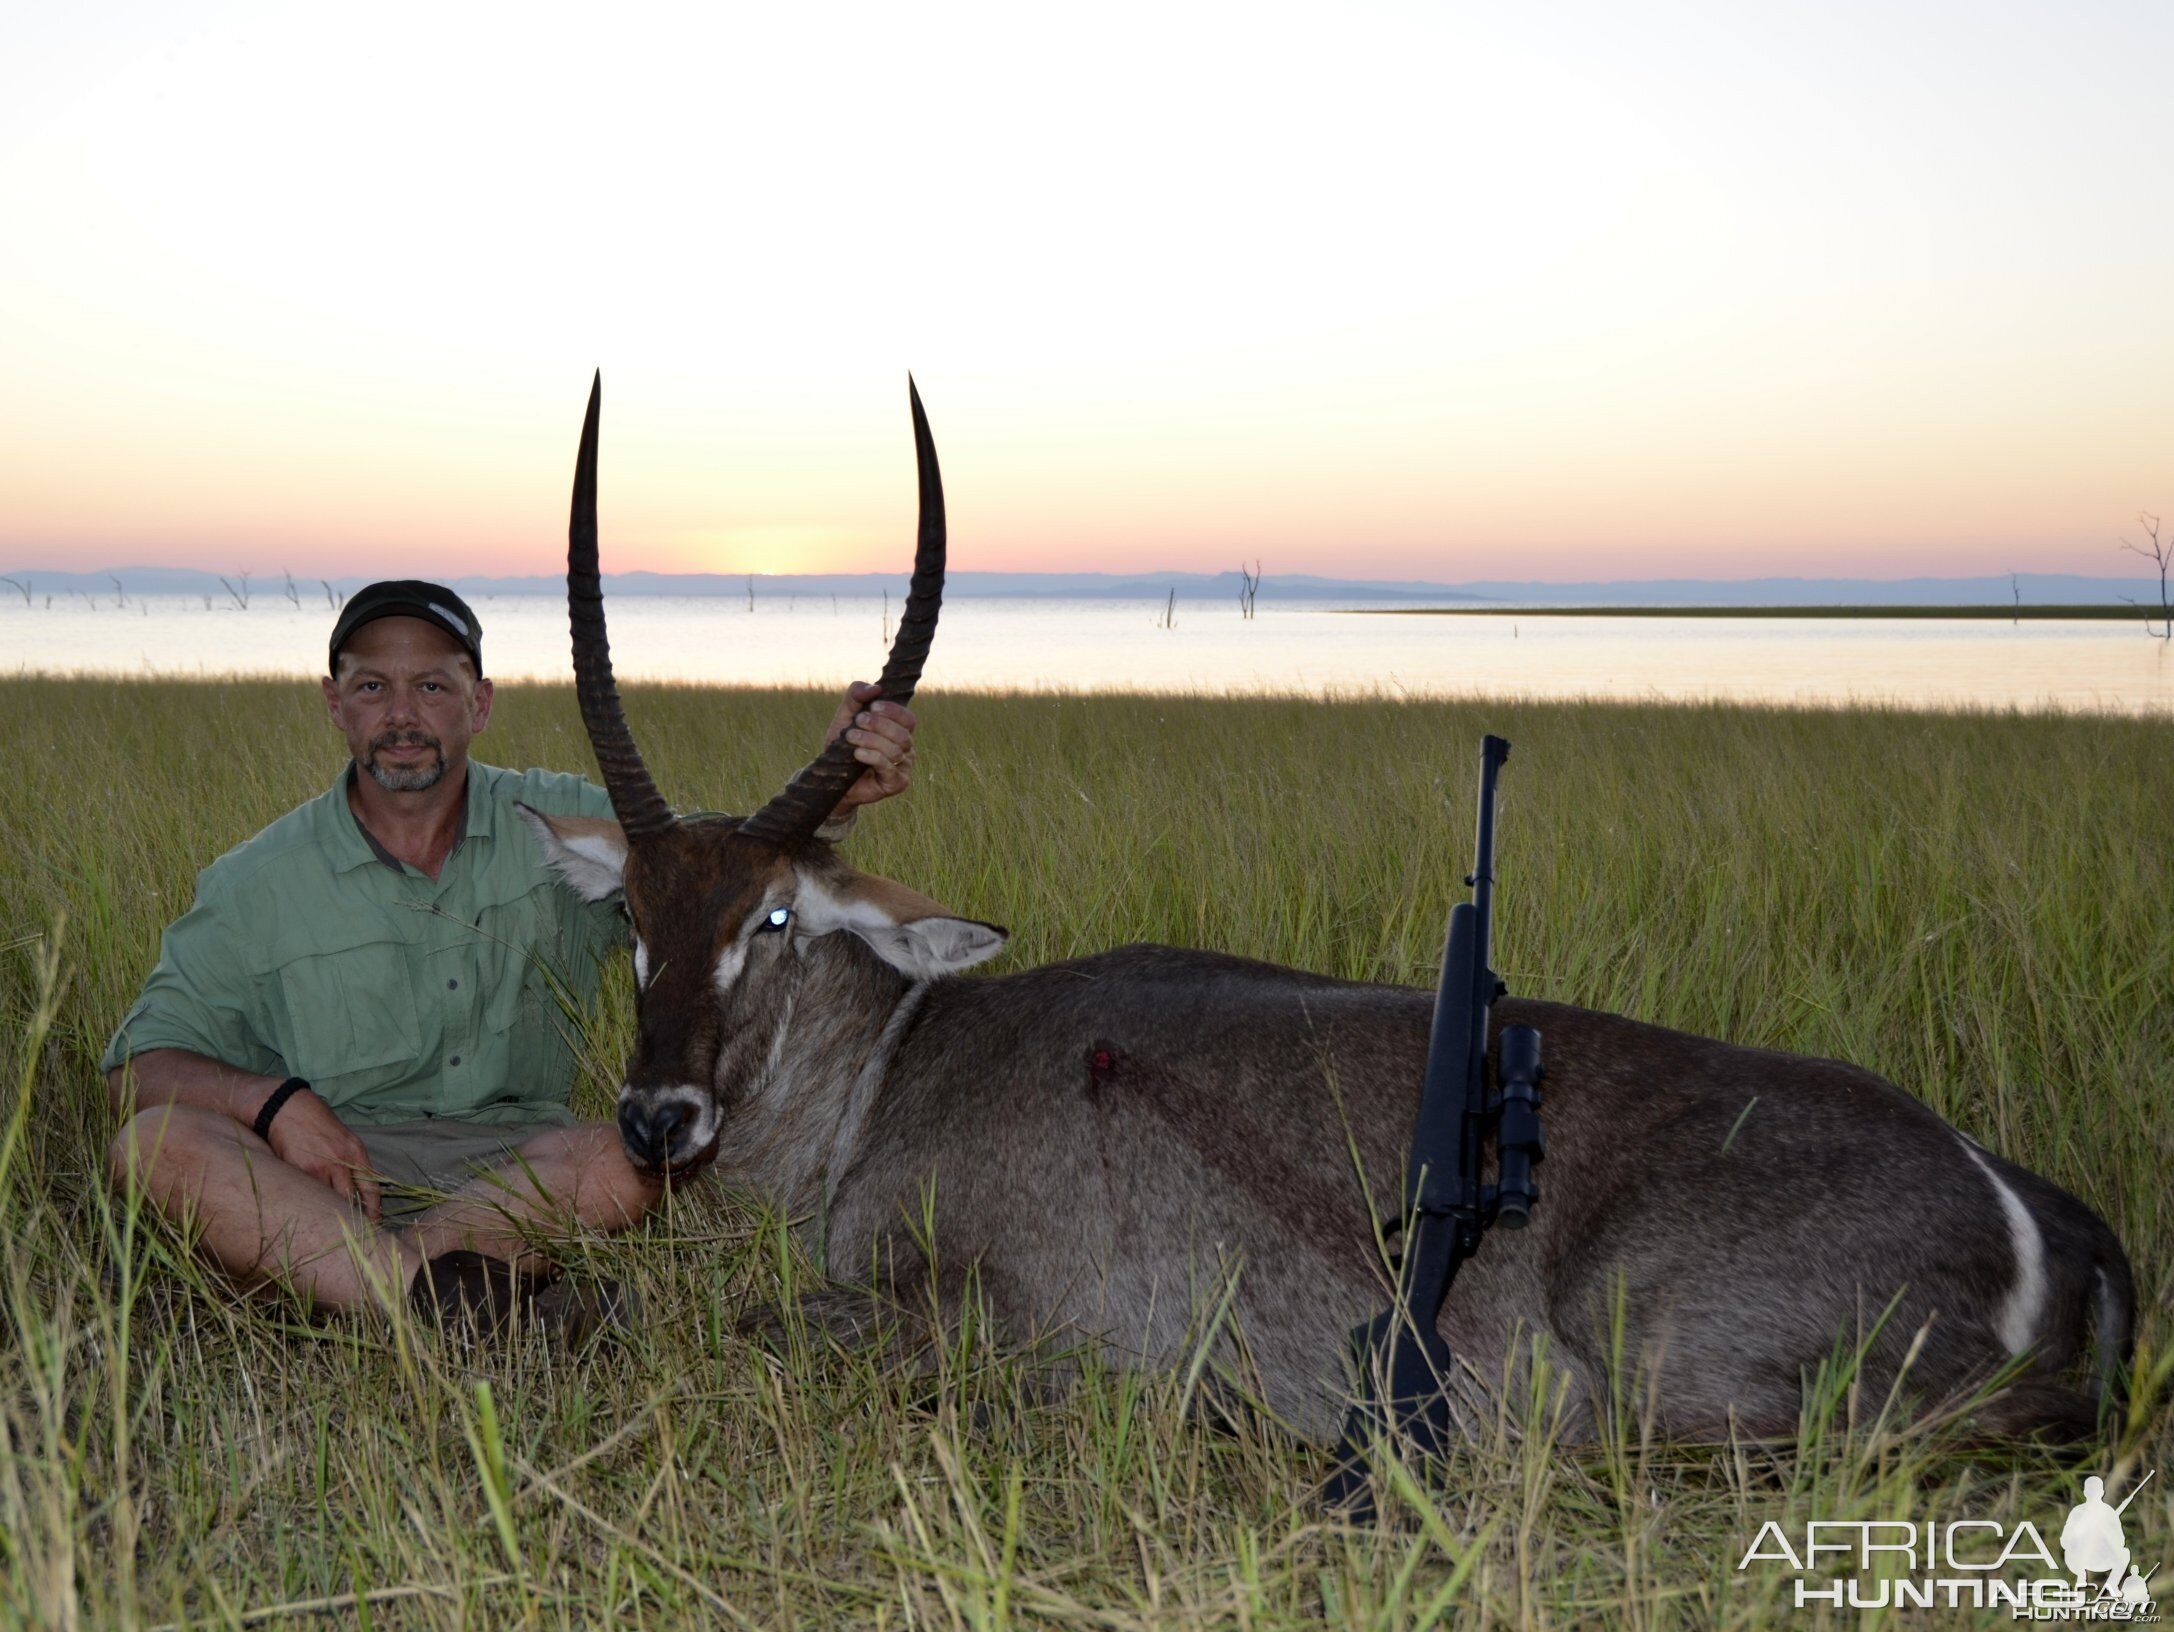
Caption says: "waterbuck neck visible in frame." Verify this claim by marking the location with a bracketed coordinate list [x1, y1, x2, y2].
[705, 928, 919, 1216]
[823, 979, 931, 1212]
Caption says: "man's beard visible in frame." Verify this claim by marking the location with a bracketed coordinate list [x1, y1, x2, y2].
[363, 732, 447, 792]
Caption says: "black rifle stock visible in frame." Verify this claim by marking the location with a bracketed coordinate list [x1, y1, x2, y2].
[1326, 734, 1546, 1517]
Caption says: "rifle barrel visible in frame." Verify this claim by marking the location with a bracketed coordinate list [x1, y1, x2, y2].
[2114, 1468, 2154, 1515]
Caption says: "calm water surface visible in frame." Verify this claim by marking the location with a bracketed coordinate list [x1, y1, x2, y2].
[4, 594, 2170, 715]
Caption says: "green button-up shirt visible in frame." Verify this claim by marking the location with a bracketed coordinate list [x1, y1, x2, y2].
[102, 761, 627, 1127]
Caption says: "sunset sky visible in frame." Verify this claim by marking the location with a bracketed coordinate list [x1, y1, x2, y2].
[3, 1, 2170, 584]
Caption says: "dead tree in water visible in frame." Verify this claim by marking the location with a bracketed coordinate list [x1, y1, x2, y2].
[2119, 513, 2172, 639]
[1239, 560, 1261, 619]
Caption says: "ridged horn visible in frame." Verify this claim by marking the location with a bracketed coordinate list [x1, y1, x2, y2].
[738, 376, 945, 850]
[567, 371, 677, 842]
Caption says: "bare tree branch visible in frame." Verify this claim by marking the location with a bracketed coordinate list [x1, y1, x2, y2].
[1238, 560, 1262, 619]
[2116, 511, 2170, 639]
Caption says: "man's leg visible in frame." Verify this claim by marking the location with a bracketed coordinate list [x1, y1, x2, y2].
[406, 1124, 663, 1264]
[108, 1104, 419, 1313]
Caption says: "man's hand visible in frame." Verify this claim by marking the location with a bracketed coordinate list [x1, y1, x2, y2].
[263, 1089, 382, 1221]
[110, 1048, 383, 1219]
[822, 680, 918, 814]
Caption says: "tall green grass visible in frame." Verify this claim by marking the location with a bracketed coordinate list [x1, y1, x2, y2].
[1, 677, 2167, 1628]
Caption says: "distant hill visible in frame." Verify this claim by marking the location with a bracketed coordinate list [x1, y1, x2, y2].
[0, 565, 2161, 608]
[0, 567, 1475, 603]
[445, 570, 1490, 602]
[1439, 574, 2164, 608]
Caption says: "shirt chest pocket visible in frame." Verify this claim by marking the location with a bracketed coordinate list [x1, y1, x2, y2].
[276, 940, 422, 1099]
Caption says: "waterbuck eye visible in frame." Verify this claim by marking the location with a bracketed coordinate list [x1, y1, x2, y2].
[760, 906, 792, 932]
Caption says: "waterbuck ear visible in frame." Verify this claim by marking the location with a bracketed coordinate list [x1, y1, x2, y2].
[515, 804, 628, 902]
[795, 869, 1008, 980]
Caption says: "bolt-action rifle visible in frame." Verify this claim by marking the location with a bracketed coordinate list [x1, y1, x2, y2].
[1327, 734, 1546, 1517]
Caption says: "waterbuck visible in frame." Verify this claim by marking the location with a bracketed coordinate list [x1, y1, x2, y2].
[521, 377, 2134, 1447]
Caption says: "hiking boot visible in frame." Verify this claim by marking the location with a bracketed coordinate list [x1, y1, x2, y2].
[529, 1271, 641, 1350]
[408, 1249, 637, 1348]
[408, 1248, 539, 1342]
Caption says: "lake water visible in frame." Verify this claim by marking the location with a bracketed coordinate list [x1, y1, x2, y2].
[4, 593, 2171, 715]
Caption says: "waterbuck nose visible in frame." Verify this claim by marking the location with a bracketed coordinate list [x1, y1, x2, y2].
[618, 1095, 697, 1170]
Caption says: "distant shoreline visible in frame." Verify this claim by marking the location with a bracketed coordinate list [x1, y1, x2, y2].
[4, 567, 2164, 612]
[1343, 604, 2159, 621]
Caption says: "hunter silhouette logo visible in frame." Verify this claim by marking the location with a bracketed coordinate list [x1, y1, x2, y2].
[2062, 1473, 2157, 1610]
[1736, 1470, 2160, 1617]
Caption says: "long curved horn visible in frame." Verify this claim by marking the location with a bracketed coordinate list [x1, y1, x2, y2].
[738, 376, 945, 850]
[568, 371, 677, 842]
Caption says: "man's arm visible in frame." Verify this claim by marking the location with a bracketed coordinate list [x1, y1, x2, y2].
[109, 1049, 381, 1219]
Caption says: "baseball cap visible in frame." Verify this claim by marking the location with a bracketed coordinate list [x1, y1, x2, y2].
[328, 581, 485, 678]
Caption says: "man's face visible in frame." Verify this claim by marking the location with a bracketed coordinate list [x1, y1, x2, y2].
[321, 616, 494, 794]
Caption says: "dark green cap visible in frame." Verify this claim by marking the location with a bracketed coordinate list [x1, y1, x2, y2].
[328, 580, 484, 678]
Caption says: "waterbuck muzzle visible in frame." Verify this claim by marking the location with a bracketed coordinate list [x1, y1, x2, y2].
[535, 373, 960, 1178]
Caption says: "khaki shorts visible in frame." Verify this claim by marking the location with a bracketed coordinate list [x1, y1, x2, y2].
[354, 1118, 565, 1223]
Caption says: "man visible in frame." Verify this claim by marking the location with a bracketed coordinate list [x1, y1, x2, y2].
[2060, 1476, 2132, 1596]
[104, 580, 916, 1335]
